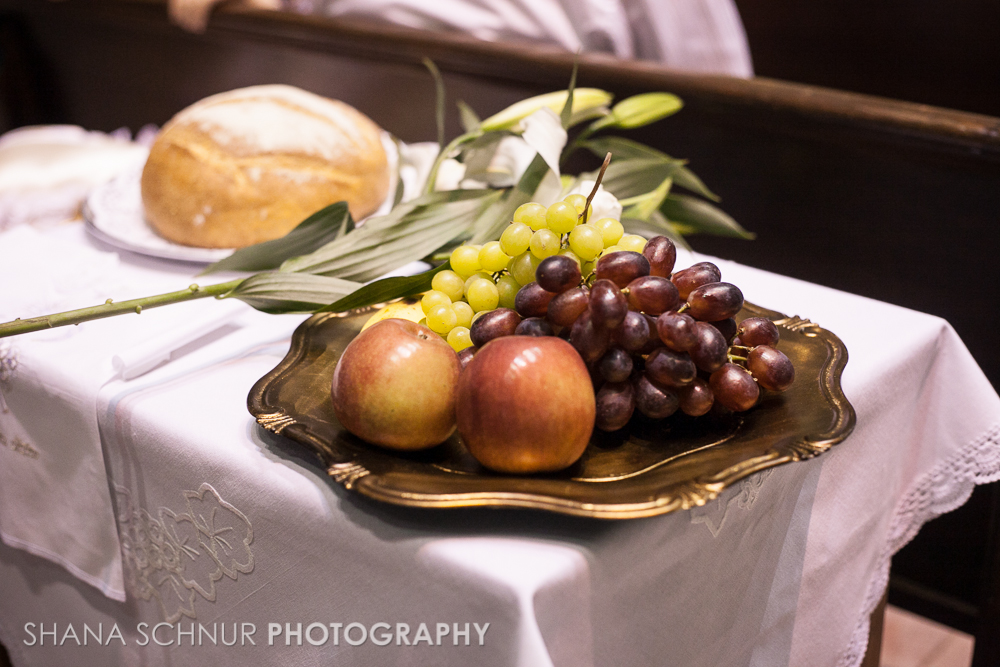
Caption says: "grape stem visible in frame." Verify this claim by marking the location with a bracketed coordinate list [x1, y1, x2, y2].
[582, 152, 612, 225]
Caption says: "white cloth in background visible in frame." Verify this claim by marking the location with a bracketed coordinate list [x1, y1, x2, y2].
[0, 126, 150, 231]
[1, 223, 999, 666]
[287, 0, 754, 77]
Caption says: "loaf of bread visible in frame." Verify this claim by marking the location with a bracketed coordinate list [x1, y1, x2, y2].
[141, 85, 390, 248]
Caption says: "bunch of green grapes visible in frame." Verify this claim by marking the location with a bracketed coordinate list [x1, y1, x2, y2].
[420, 194, 648, 352]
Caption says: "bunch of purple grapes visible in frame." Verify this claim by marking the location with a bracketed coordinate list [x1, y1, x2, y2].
[461, 235, 796, 432]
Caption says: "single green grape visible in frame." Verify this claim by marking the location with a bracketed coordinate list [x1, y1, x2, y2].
[479, 241, 511, 273]
[452, 300, 474, 329]
[450, 245, 482, 278]
[581, 260, 595, 278]
[421, 290, 453, 314]
[563, 193, 587, 213]
[619, 234, 648, 253]
[500, 222, 532, 256]
[593, 217, 625, 247]
[513, 202, 548, 231]
[558, 248, 583, 267]
[431, 270, 465, 302]
[464, 272, 493, 296]
[601, 244, 623, 257]
[563, 194, 593, 223]
[426, 303, 458, 334]
[545, 201, 578, 234]
[529, 229, 560, 259]
[466, 279, 500, 312]
[568, 224, 604, 260]
[510, 251, 542, 286]
[496, 274, 520, 309]
[447, 326, 474, 352]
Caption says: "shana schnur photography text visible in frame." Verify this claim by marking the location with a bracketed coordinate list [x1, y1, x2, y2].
[21, 620, 491, 649]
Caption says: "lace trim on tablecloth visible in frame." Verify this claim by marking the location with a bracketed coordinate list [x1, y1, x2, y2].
[837, 420, 1000, 667]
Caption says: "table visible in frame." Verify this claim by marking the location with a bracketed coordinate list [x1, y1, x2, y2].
[1, 220, 998, 667]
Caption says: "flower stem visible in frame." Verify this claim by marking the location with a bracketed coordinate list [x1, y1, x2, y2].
[424, 131, 480, 195]
[0, 279, 243, 339]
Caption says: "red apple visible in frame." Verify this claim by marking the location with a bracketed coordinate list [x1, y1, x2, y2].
[457, 336, 596, 474]
[331, 319, 461, 450]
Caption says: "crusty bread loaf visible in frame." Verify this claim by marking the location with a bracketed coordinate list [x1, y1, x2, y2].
[141, 85, 389, 248]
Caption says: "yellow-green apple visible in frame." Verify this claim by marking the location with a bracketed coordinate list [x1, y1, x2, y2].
[456, 336, 595, 473]
[331, 319, 460, 450]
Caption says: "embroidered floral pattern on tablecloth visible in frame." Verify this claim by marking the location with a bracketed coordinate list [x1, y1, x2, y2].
[115, 483, 254, 623]
[689, 469, 774, 537]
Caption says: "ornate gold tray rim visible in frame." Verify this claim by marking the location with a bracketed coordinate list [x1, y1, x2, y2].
[248, 304, 856, 519]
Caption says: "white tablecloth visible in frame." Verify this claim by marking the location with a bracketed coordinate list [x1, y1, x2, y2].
[0, 221, 998, 667]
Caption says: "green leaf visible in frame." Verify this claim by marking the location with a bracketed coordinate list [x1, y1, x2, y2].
[589, 92, 683, 132]
[580, 136, 667, 161]
[457, 99, 481, 133]
[423, 58, 446, 149]
[672, 167, 718, 202]
[225, 273, 361, 314]
[281, 189, 502, 281]
[660, 194, 754, 239]
[590, 157, 684, 199]
[580, 137, 719, 201]
[200, 201, 354, 275]
[322, 262, 451, 312]
[622, 211, 692, 251]
[560, 60, 579, 129]
[620, 177, 672, 221]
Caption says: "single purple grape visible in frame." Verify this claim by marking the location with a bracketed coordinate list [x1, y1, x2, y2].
[535, 255, 582, 294]
[642, 236, 677, 278]
[747, 345, 795, 391]
[515, 282, 555, 318]
[594, 251, 650, 288]
[515, 317, 554, 337]
[671, 262, 721, 300]
[710, 363, 760, 411]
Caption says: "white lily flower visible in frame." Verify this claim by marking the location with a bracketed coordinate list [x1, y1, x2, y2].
[519, 107, 566, 178]
[433, 158, 467, 191]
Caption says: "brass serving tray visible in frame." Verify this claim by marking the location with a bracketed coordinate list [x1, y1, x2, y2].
[248, 303, 855, 519]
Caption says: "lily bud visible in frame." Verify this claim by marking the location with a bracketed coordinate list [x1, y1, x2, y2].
[590, 93, 683, 131]
[480, 88, 613, 132]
